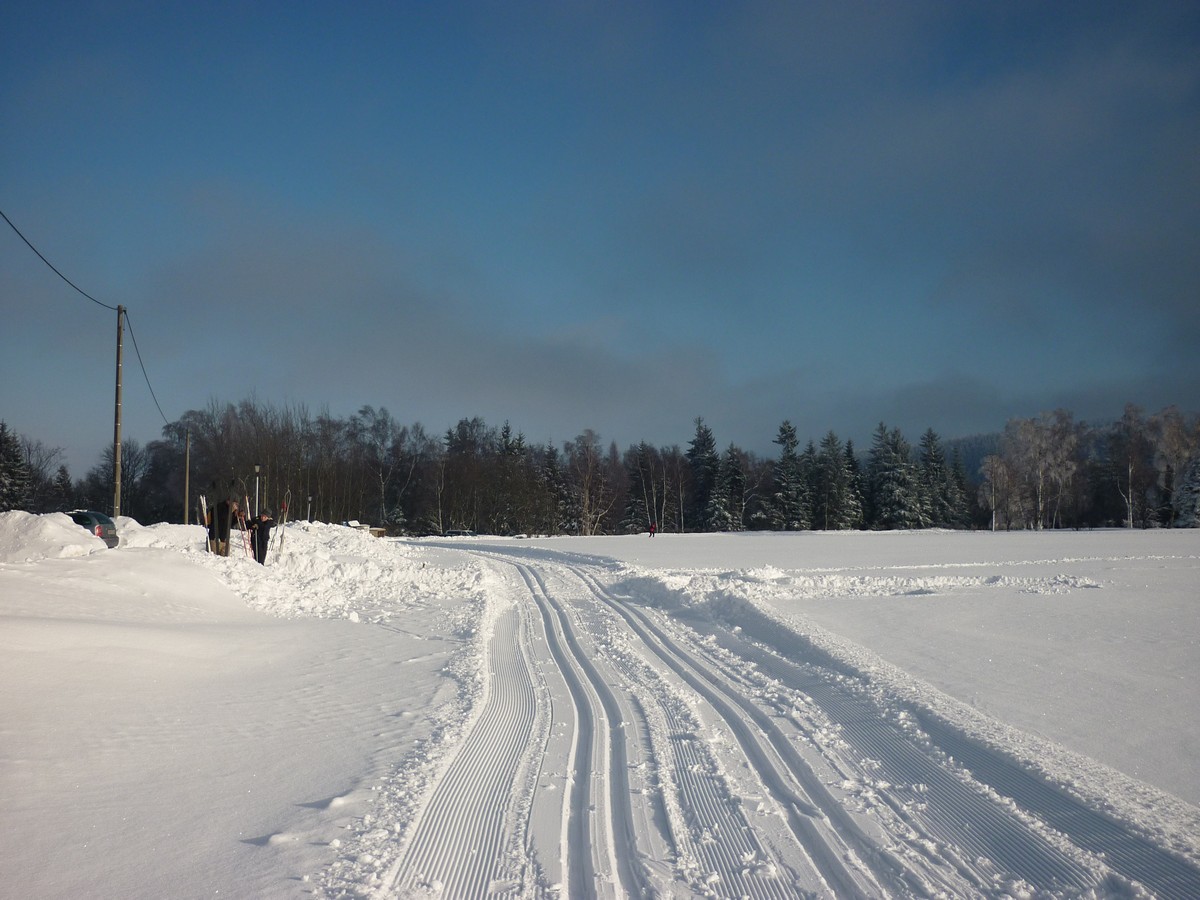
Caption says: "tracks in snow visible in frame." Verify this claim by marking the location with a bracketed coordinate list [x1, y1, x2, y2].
[376, 557, 643, 899]
[379, 603, 539, 897]
[711, 599, 1200, 899]
[373, 546, 1200, 899]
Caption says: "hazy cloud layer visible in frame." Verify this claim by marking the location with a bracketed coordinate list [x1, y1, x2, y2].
[2, 1, 1197, 469]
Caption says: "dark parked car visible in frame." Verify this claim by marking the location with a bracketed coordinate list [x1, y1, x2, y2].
[68, 510, 120, 549]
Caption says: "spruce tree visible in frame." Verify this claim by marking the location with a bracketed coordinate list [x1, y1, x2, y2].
[0, 422, 32, 512]
[918, 428, 955, 528]
[770, 421, 809, 530]
[867, 424, 925, 529]
[704, 460, 735, 531]
[705, 443, 745, 531]
[539, 445, 572, 534]
[843, 439, 865, 529]
[724, 444, 748, 529]
[686, 418, 720, 531]
[52, 465, 74, 512]
[801, 441, 819, 528]
[1174, 455, 1200, 528]
[948, 448, 971, 528]
[620, 443, 652, 533]
[863, 423, 887, 527]
[814, 431, 856, 530]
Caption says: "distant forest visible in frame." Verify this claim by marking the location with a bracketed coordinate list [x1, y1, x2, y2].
[3, 401, 1199, 532]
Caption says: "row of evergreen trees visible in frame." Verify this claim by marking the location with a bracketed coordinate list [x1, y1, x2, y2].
[655, 420, 973, 535]
[3, 401, 1199, 532]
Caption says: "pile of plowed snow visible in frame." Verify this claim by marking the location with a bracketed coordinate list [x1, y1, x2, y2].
[0, 510, 108, 562]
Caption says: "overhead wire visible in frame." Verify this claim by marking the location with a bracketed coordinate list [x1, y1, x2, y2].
[124, 313, 170, 426]
[1, 205, 171, 427]
[0, 207, 121, 311]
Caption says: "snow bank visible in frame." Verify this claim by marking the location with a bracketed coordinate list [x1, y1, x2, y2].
[0, 510, 106, 563]
[0, 513, 496, 900]
[113, 514, 196, 550]
[110, 517, 494, 622]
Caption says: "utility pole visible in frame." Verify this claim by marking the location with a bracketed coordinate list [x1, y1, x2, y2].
[184, 428, 191, 524]
[113, 305, 125, 518]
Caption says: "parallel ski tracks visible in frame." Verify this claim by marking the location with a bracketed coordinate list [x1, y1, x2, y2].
[380, 544, 1200, 899]
[719, 600, 1200, 900]
[378, 557, 645, 898]
[512, 556, 875, 897]
[708, 627, 1094, 893]
[517, 563, 644, 899]
[571, 567, 914, 899]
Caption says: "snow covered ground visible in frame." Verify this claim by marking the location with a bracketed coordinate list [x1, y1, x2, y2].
[1, 513, 1197, 898]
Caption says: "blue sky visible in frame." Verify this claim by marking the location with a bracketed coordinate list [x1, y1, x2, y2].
[3, 1, 1198, 472]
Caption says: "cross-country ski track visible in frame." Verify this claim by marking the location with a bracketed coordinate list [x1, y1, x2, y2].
[343, 543, 1200, 900]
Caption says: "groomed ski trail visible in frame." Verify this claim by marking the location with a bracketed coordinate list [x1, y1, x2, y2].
[376, 603, 540, 897]
[374, 556, 636, 898]
[353, 542, 1200, 899]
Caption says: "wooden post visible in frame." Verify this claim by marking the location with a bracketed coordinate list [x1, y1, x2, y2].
[184, 428, 191, 524]
[113, 305, 124, 518]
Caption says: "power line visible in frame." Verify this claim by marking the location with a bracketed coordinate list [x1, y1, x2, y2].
[0, 207, 120, 311]
[2, 205, 172, 427]
[124, 312, 170, 426]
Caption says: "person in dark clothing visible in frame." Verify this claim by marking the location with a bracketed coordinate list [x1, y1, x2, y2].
[211, 498, 238, 556]
[248, 509, 274, 564]
[205, 494, 218, 553]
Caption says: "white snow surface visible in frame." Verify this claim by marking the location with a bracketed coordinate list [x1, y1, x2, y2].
[1, 513, 1197, 898]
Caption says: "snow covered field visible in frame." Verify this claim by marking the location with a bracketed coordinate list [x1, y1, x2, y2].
[1, 513, 1197, 898]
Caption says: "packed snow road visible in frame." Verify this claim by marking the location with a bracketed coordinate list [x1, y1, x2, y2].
[346, 542, 1200, 900]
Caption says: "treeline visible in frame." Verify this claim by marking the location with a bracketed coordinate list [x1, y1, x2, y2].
[3, 401, 1199, 532]
[979, 406, 1200, 529]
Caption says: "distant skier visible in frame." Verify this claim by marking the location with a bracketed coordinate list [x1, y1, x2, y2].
[649, 522, 657, 537]
[248, 510, 274, 565]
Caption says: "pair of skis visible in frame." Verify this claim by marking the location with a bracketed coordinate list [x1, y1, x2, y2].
[237, 494, 253, 558]
[198, 494, 243, 555]
[269, 490, 292, 560]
